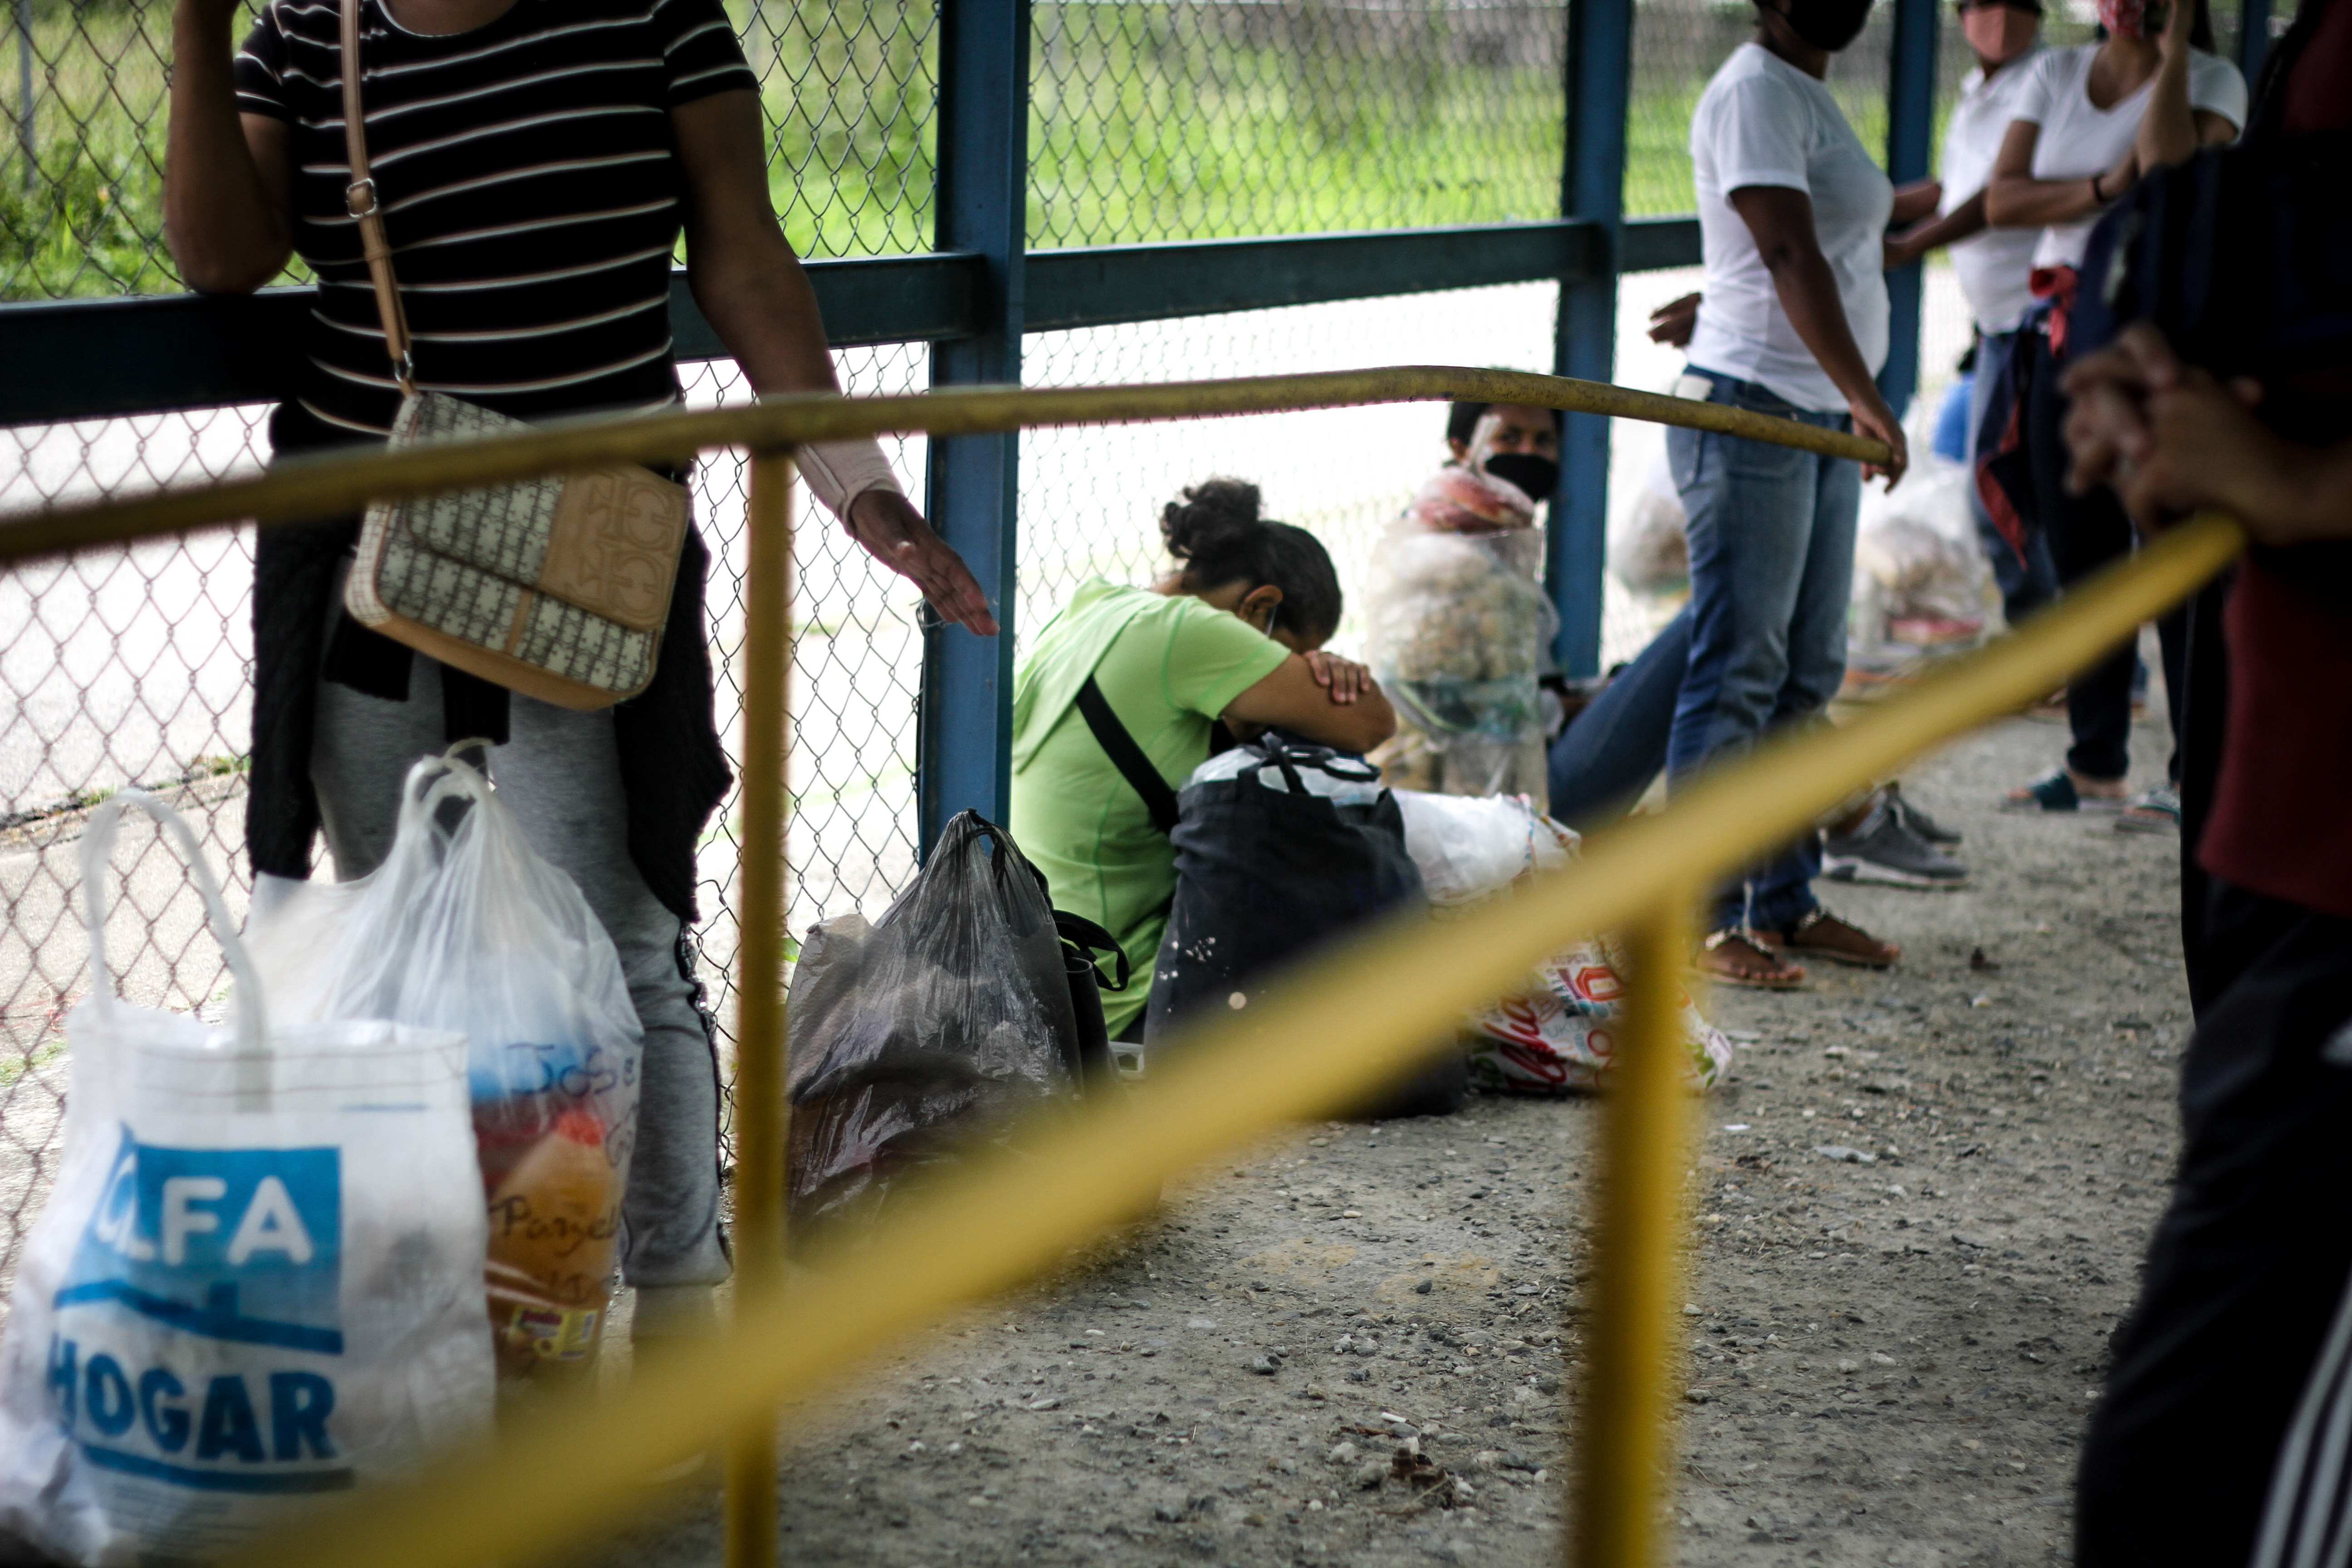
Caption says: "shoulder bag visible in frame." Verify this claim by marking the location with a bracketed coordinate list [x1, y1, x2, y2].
[335, 0, 690, 710]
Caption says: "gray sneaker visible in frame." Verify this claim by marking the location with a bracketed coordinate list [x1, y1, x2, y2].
[1822, 807, 1969, 889]
[1885, 781, 1960, 847]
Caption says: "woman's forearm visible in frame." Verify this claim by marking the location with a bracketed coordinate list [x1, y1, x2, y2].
[2136, 49, 2199, 168]
[164, 2, 287, 293]
[1984, 172, 2105, 228]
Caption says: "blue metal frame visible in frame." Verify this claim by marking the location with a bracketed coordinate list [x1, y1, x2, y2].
[2239, 0, 2273, 92]
[0, 219, 1710, 426]
[1550, 0, 1634, 678]
[917, 0, 1031, 858]
[1880, 0, 1941, 415]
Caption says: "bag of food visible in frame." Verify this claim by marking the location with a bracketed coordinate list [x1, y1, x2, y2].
[1147, 737, 1464, 1117]
[1609, 450, 1691, 597]
[1848, 453, 1995, 680]
[1363, 494, 1552, 805]
[786, 812, 1109, 1240]
[0, 793, 489, 1566]
[1391, 789, 1574, 907]
[245, 750, 643, 1378]
[1465, 938, 1734, 1096]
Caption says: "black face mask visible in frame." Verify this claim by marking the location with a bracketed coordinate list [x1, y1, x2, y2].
[1483, 451, 1561, 501]
[1782, 0, 1874, 50]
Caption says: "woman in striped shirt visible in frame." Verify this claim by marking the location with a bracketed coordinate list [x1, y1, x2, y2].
[164, 0, 995, 1366]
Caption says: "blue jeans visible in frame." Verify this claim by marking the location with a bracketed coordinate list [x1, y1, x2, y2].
[1966, 328, 2058, 625]
[1666, 368, 1861, 934]
[1547, 605, 1690, 832]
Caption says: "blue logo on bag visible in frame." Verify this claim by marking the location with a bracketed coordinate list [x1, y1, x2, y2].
[48, 1130, 351, 1492]
[59, 1128, 342, 1354]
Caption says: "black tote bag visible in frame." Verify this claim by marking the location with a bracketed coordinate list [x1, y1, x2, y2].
[1144, 737, 1465, 1117]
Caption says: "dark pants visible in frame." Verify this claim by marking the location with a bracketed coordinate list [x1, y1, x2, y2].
[2176, 575, 2234, 1014]
[2076, 882, 2352, 1568]
[1547, 606, 1690, 833]
[2025, 335, 2188, 784]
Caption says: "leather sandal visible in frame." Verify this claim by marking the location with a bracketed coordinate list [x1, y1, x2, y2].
[1694, 929, 1806, 990]
[1762, 908, 1900, 969]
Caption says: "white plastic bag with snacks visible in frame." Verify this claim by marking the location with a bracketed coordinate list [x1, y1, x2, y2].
[1465, 937, 1734, 1095]
[0, 793, 488, 1567]
[1391, 790, 1573, 906]
[245, 750, 644, 1377]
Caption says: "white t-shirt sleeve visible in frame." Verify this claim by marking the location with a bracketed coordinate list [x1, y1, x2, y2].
[2006, 48, 2061, 128]
[1706, 72, 1816, 196]
[2187, 50, 2250, 132]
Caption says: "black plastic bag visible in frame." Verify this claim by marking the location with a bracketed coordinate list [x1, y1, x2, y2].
[1145, 736, 1466, 1117]
[786, 812, 1111, 1239]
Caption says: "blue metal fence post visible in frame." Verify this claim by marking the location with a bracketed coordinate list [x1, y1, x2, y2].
[2239, 0, 2272, 94]
[918, 0, 1030, 857]
[1879, 0, 1940, 414]
[1550, 0, 1634, 678]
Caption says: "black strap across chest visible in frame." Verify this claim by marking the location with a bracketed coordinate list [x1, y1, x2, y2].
[1074, 675, 1181, 835]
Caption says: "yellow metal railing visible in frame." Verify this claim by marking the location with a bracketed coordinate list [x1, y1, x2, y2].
[0, 370, 2243, 1568]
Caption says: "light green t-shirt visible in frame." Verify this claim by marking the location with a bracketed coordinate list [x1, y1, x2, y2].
[1009, 580, 1290, 1035]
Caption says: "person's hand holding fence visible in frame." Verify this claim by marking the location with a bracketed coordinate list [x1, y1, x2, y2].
[2062, 323, 2352, 545]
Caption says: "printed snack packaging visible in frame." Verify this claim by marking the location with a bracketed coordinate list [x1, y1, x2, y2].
[246, 750, 643, 1378]
[0, 793, 490, 1566]
[1465, 937, 1734, 1095]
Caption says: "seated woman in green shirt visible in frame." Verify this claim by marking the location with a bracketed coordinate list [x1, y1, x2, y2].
[1010, 479, 1397, 1041]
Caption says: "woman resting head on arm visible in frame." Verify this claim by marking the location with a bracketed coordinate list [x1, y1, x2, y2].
[1154, 480, 1397, 755]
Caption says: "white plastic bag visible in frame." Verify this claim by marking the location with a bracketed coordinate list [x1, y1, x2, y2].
[1465, 937, 1734, 1095]
[246, 752, 644, 1377]
[1609, 450, 1690, 596]
[1363, 518, 1551, 804]
[0, 793, 489, 1566]
[1392, 791, 1573, 906]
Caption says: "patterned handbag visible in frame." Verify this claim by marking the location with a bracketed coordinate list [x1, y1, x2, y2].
[334, 0, 688, 710]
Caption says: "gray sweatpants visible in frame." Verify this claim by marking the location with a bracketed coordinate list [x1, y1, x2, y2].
[310, 584, 730, 1299]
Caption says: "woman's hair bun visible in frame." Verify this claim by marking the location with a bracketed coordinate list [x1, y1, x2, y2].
[1161, 477, 1264, 563]
[1159, 476, 1343, 645]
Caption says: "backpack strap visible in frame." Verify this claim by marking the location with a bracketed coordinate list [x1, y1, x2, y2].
[1074, 675, 1180, 834]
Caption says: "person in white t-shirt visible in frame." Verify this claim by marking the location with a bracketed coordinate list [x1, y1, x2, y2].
[1667, 0, 1939, 989]
[1985, 0, 2244, 823]
[1885, 0, 2053, 624]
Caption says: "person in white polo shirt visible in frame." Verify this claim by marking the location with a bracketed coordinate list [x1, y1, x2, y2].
[1667, 0, 1939, 988]
[1886, 0, 2051, 623]
[1985, 0, 2244, 825]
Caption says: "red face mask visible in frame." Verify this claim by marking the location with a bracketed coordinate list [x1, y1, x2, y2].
[2098, 0, 2150, 38]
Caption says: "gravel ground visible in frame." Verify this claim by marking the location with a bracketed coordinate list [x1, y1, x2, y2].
[580, 704, 2191, 1568]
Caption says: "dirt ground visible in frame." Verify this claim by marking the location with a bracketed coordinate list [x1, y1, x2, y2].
[573, 695, 2192, 1568]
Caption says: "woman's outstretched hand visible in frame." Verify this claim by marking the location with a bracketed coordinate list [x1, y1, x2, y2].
[846, 490, 1000, 635]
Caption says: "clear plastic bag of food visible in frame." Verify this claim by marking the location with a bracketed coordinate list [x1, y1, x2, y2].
[1363, 512, 1552, 806]
[245, 750, 643, 1378]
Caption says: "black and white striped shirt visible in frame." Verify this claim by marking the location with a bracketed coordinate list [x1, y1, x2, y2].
[235, 0, 758, 437]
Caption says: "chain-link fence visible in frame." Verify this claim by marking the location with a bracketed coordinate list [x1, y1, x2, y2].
[7, 0, 2262, 1319]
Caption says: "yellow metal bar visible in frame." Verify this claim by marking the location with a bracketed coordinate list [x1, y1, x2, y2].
[722, 452, 794, 1568]
[224, 512, 2243, 1568]
[0, 367, 1887, 564]
[1573, 895, 1700, 1568]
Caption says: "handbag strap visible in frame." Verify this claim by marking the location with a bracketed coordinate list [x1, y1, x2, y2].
[339, 0, 416, 396]
[1074, 675, 1180, 835]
